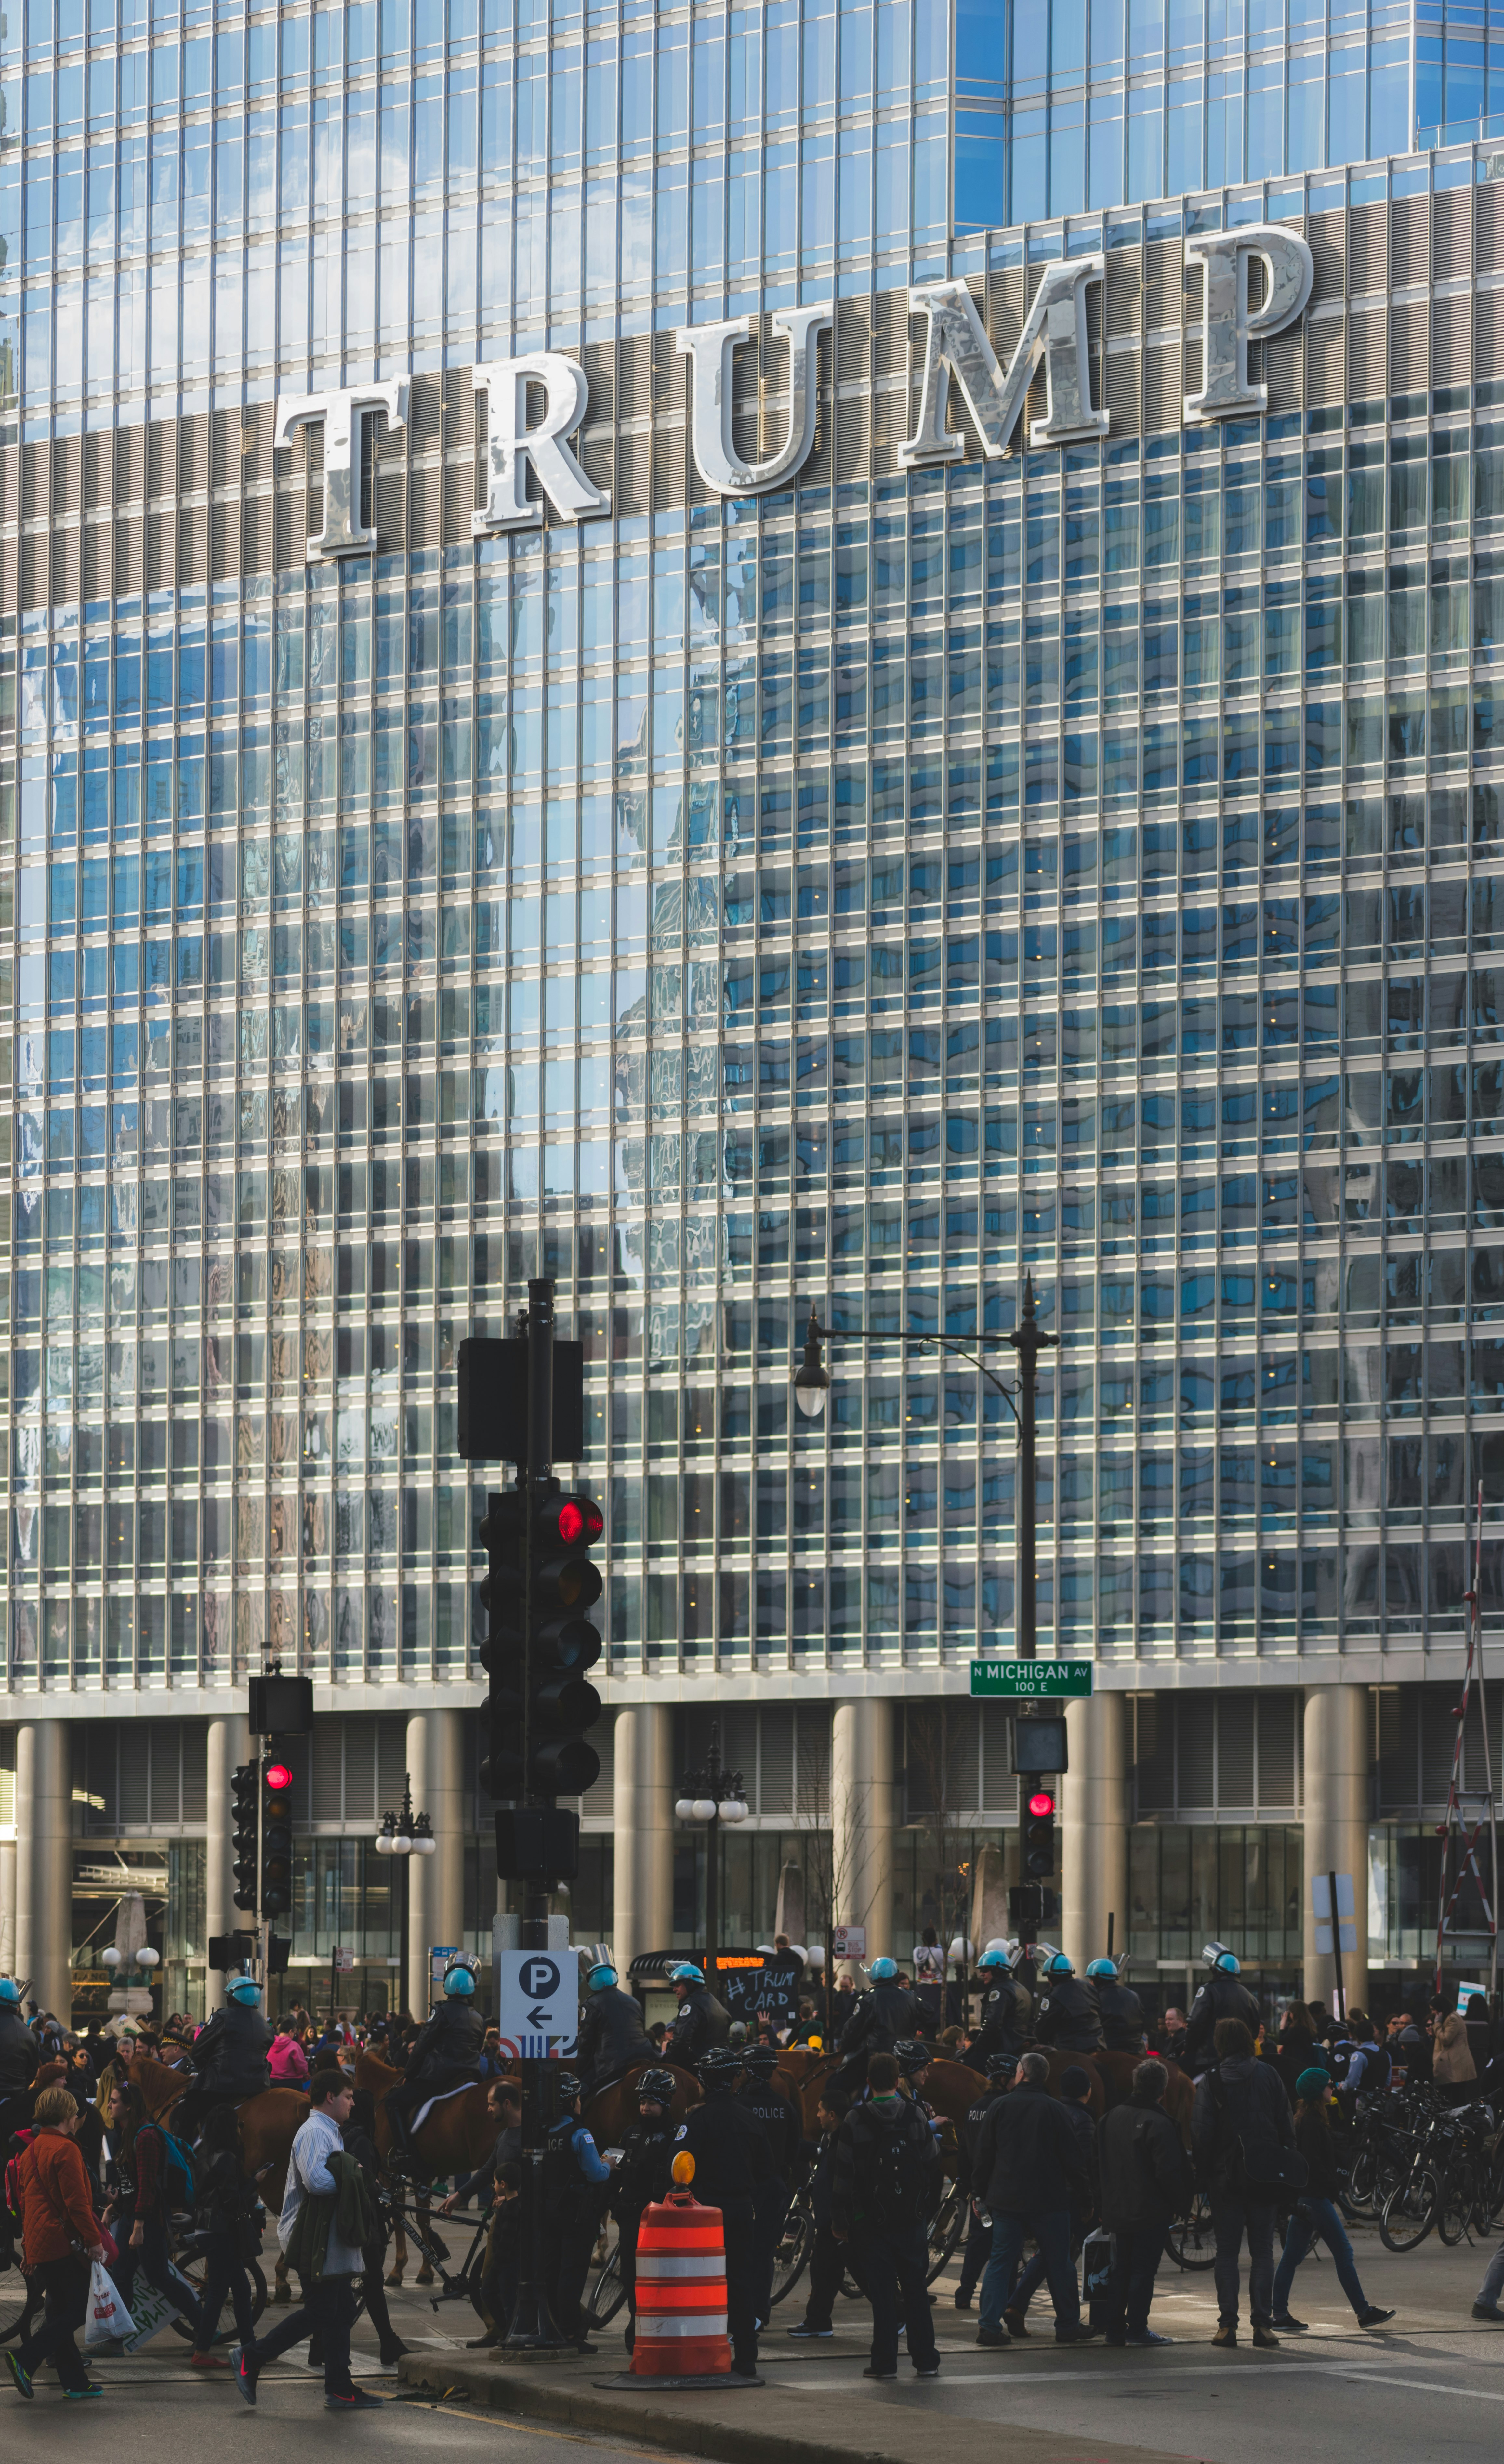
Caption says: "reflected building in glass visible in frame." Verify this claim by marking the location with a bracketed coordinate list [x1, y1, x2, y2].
[0, 0, 1502, 2028]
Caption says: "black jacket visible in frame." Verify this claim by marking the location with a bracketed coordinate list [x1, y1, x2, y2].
[0, 2010, 40, 2096]
[1033, 1976, 1103, 2054]
[1095, 1980, 1147, 2055]
[1291, 2105, 1341, 2201]
[1183, 1974, 1263, 2075]
[971, 1980, 1029, 2069]
[1097, 2095, 1193, 2229]
[829, 2093, 940, 2237]
[735, 2079, 803, 2184]
[576, 1987, 655, 2091]
[608, 2117, 675, 2229]
[672, 2093, 770, 2208]
[975, 2081, 1088, 2217]
[666, 1987, 732, 2065]
[193, 2144, 260, 2237]
[1060, 2096, 1099, 2215]
[806, 2124, 841, 2230]
[1191, 2055, 1294, 2197]
[189, 2002, 274, 2097]
[836, 1982, 920, 2058]
[407, 2000, 487, 2084]
[959, 2083, 1009, 2195]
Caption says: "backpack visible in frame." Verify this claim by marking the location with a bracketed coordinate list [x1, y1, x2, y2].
[861, 2104, 935, 2232]
[1208, 2072, 1308, 2198]
[146, 2123, 197, 2212]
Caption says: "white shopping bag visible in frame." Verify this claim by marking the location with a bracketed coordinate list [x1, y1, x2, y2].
[85, 2258, 137, 2348]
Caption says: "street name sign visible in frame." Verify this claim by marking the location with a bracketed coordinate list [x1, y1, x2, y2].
[970, 1660, 1094, 1699]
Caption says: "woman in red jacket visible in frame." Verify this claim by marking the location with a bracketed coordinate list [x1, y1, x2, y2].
[6, 2084, 107, 2400]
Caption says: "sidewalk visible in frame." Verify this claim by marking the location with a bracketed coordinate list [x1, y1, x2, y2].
[396, 2339, 1201, 2464]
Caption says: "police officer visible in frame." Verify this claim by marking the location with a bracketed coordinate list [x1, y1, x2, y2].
[179, 1973, 273, 2134]
[0, 1978, 41, 2150]
[1033, 1953, 1105, 2054]
[1181, 1944, 1261, 2077]
[540, 2072, 613, 2346]
[833, 1958, 920, 2094]
[954, 2054, 1014, 2310]
[893, 2039, 941, 2126]
[736, 2044, 803, 2323]
[608, 2068, 677, 2353]
[386, 1954, 487, 2162]
[1088, 1959, 1147, 2055]
[576, 1962, 656, 2098]
[665, 1964, 732, 2067]
[969, 1945, 1029, 2073]
[673, 2046, 771, 2378]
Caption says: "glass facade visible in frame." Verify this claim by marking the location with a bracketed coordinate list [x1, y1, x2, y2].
[1, 0, 1502, 1751]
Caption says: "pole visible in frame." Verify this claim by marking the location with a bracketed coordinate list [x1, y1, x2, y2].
[1006, 1275, 1058, 1660]
[1106, 1912, 1114, 1959]
[705, 1812, 720, 1993]
[1328, 1869, 1346, 2022]
[253, 1731, 266, 1996]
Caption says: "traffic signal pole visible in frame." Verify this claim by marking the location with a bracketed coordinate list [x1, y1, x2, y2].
[522, 1275, 555, 1963]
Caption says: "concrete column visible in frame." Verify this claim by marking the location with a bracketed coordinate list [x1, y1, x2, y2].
[831, 1697, 896, 1966]
[1303, 1684, 1371, 2013]
[1061, 1691, 1130, 1970]
[15, 1720, 73, 2025]
[612, 1702, 675, 1975]
[204, 1712, 251, 2010]
[0, 1838, 16, 1977]
[406, 1708, 467, 2021]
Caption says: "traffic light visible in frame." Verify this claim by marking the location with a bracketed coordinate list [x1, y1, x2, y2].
[476, 1487, 528, 1796]
[1023, 1789, 1057, 1880]
[231, 1763, 260, 1913]
[259, 1760, 295, 1918]
[527, 1490, 604, 1796]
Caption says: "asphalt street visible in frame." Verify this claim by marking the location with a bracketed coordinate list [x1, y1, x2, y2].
[5, 2213, 1503, 2464]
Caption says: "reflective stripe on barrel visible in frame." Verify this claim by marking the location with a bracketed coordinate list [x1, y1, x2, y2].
[630, 2190, 732, 2379]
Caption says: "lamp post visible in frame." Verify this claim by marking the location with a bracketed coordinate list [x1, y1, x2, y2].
[794, 1274, 1059, 1659]
[375, 1773, 436, 2019]
[674, 1727, 750, 1987]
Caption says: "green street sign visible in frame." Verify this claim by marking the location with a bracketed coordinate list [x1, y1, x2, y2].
[969, 1659, 1094, 1699]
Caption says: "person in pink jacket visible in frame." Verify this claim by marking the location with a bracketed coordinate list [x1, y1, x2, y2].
[268, 2030, 310, 2085]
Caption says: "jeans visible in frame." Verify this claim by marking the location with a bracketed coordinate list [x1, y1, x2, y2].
[979, 2209, 1080, 2338]
[250, 2272, 356, 2398]
[863, 2227, 939, 2376]
[956, 2208, 991, 2303]
[193, 2229, 259, 2353]
[17, 2255, 91, 2391]
[1272, 2197, 1369, 2320]
[801, 2223, 849, 2330]
[1103, 2223, 1165, 2339]
[1211, 2198, 1277, 2329]
[1477, 2238, 1504, 2310]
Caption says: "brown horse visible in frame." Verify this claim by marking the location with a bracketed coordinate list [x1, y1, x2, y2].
[128, 2056, 308, 2206]
[581, 2062, 702, 2147]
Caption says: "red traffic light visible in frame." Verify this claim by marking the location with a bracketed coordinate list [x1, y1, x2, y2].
[265, 1763, 293, 1792]
[1028, 1791, 1055, 1818]
[556, 1496, 604, 1546]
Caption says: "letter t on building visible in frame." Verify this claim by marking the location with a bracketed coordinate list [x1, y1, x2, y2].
[273, 383, 411, 558]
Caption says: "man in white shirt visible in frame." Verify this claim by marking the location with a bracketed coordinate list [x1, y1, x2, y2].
[231, 2070, 383, 2412]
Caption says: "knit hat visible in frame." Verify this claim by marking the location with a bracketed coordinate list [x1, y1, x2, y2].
[1294, 2066, 1331, 2102]
[1060, 2065, 1092, 2097]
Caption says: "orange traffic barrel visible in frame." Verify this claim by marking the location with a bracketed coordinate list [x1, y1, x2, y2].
[630, 2153, 731, 2378]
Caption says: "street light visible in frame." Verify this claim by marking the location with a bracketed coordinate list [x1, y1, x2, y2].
[375, 1773, 435, 2017]
[675, 1727, 748, 1987]
[792, 1274, 1060, 1658]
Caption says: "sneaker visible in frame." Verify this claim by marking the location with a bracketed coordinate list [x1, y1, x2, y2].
[952, 2291, 973, 2311]
[465, 2332, 500, 2349]
[5, 2351, 33, 2401]
[380, 2340, 409, 2365]
[1056, 2326, 1099, 2344]
[1251, 2325, 1281, 2351]
[1003, 2309, 1029, 2338]
[1358, 2308, 1395, 2330]
[1473, 2303, 1504, 2322]
[191, 2350, 231, 2369]
[231, 2346, 257, 2408]
[325, 2388, 386, 2410]
[1125, 2329, 1173, 2348]
[861, 2366, 897, 2380]
[974, 2326, 1010, 2348]
[786, 2322, 834, 2338]
[65, 2385, 103, 2401]
[1271, 2314, 1308, 2333]
[1104, 2333, 1127, 2348]
[913, 2362, 941, 2378]
[1211, 2321, 1237, 2348]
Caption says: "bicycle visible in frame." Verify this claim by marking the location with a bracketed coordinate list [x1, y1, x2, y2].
[384, 2195, 495, 2331]
[1164, 2190, 1217, 2271]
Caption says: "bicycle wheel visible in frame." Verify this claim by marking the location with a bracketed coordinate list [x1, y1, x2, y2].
[168, 2258, 269, 2342]
[1439, 2167, 1474, 2247]
[1164, 2191, 1217, 2272]
[0, 2260, 37, 2345]
[586, 2231, 628, 2330]
[1380, 2170, 1438, 2254]
[771, 2200, 814, 2306]
[925, 2185, 967, 2286]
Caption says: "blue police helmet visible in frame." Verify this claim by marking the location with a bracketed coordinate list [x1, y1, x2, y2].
[1043, 1953, 1075, 1980]
[588, 1962, 618, 1992]
[976, 1948, 1010, 1972]
[1086, 1959, 1119, 1981]
[670, 1962, 705, 1986]
[227, 1976, 262, 2006]
[1202, 1941, 1241, 1975]
[869, 1956, 898, 1981]
[443, 1966, 476, 1996]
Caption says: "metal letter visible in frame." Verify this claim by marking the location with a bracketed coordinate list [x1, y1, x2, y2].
[473, 353, 610, 532]
[1183, 224, 1314, 422]
[273, 383, 409, 559]
[899, 264, 1108, 467]
[677, 305, 833, 496]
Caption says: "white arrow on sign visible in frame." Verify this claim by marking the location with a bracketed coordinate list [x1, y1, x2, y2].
[496, 1948, 578, 2055]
